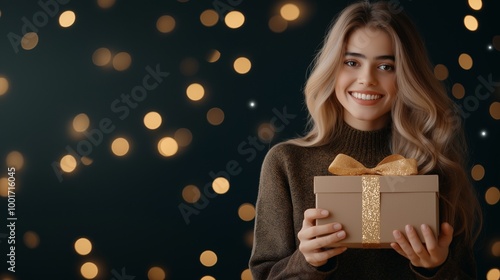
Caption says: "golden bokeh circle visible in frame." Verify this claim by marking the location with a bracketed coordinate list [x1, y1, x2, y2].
[433, 64, 448, 81]
[0, 177, 8, 197]
[269, 15, 288, 33]
[182, 185, 201, 203]
[144, 111, 162, 130]
[493, 35, 500, 51]
[200, 9, 219, 27]
[21, 32, 39, 51]
[244, 230, 254, 248]
[487, 268, 500, 280]
[489, 102, 500, 120]
[280, 3, 300, 21]
[464, 15, 478, 31]
[241, 268, 252, 280]
[174, 128, 193, 147]
[157, 15, 176, 33]
[23, 231, 40, 249]
[59, 10, 76, 28]
[6, 150, 24, 170]
[60, 155, 77, 173]
[81, 262, 98, 279]
[225, 11, 245, 29]
[112, 52, 132, 71]
[81, 157, 93, 166]
[207, 49, 221, 63]
[73, 113, 90, 132]
[0, 76, 9, 96]
[233, 57, 252, 74]
[258, 123, 275, 143]
[200, 250, 218, 267]
[212, 177, 230, 194]
[238, 203, 256, 222]
[471, 164, 485, 181]
[111, 137, 130, 157]
[97, 0, 116, 9]
[158, 137, 178, 157]
[207, 107, 225, 126]
[492, 241, 500, 257]
[452, 83, 465, 99]
[458, 53, 473, 70]
[74, 237, 92, 255]
[92, 48, 112, 67]
[200, 277, 215, 280]
[468, 0, 482, 11]
[485, 187, 500, 205]
[186, 83, 205, 101]
[147, 266, 166, 280]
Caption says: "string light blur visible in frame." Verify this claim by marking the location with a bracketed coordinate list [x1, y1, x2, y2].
[468, 0, 483, 10]
[207, 107, 225, 126]
[280, 3, 300, 21]
[0, 178, 8, 197]
[238, 203, 256, 221]
[112, 52, 132, 71]
[224, 11, 245, 29]
[186, 83, 205, 101]
[111, 137, 130, 156]
[73, 113, 90, 132]
[206, 49, 221, 63]
[212, 177, 230, 194]
[269, 15, 288, 33]
[258, 123, 275, 143]
[486, 268, 500, 280]
[92, 48, 112, 67]
[158, 137, 178, 157]
[433, 64, 448, 81]
[489, 102, 500, 120]
[249, 100, 257, 108]
[458, 53, 473, 70]
[157, 15, 176, 33]
[233, 57, 252, 74]
[60, 154, 77, 173]
[200, 250, 217, 267]
[480, 130, 487, 137]
[23, 231, 40, 249]
[464, 15, 478, 31]
[200, 10, 219, 27]
[493, 35, 500, 51]
[182, 185, 201, 203]
[80, 262, 99, 279]
[174, 128, 192, 147]
[6, 151, 24, 170]
[21, 32, 38, 51]
[97, 0, 116, 9]
[485, 187, 500, 205]
[0, 76, 9, 96]
[452, 83, 465, 99]
[147, 266, 166, 280]
[471, 164, 485, 181]
[144, 111, 163, 130]
[59, 11, 76, 28]
[200, 276, 215, 280]
[74, 237, 92, 255]
[81, 156, 93, 166]
[493, 241, 500, 257]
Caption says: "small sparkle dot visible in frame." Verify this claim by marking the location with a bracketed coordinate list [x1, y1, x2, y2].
[488, 45, 493, 50]
[249, 101, 256, 108]
[480, 130, 487, 137]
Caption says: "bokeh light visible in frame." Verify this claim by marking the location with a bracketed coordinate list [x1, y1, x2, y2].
[225, 11, 245, 29]
[212, 177, 230, 194]
[24, 231, 40, 249]
[200, 250, 217, 267]
[200, 9, 219, 27]
[241, 269, 252, 280]
[59, 10, 76, 28]
[0, 76, 9, 96]
[174, 128, 193, 147]
[489, 102, 500, 120]
[492, 241, 500, 257]
[21, 32, 39, 51]
[112, 52, 132, 71]
[238, 203, 256, 221]
[186, 83, 205, 101]
[433, 64, 448, 81]
[471, 164, 485, 181]
[60, 154, 77, 173]
[258, 123, 275, 143]
[147, 266, 166, 280]
[269, 15, 288, 33]
[73, 113, 90, 132]
[452, 83, 465, 99]
[157, 15, 176, 33]
[158, 137, 178, 157]
[244, 230, 254, 248]
[81, 262, 98, 279]
[144, 111, 162, 130]
[207, 107, 225, 125]
[180, 57, 199, 76]
[207, 49, 221, 63]
[200, 277, 215, 280]
[485, 187, 500, 205]
[111, 137, 130, 156]
[233, 57, 252, 74]
[280, 3, 300, 21]
[182, 185, 201, 203]
[487, 268, 500, 280]
[468, 0, 482, 11]
[97, 0, 115, 9]
[493, 35, 500, 51]
[458, 53, 473, 70]
[0, 177, 8, 197]
[92, 48, 112, 67]
[464, 15, 478, 31]
[74, 237, 92, 255]
[6, 150, 24, 170]
[81, 156, 93, 166]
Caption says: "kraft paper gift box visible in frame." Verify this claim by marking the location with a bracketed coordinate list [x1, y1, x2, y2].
[314, 154, 439, 248]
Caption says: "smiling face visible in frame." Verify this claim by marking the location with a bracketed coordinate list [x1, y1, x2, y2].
[335, 26, 397, 131]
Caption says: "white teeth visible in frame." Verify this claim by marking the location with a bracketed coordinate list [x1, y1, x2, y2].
[351, 92, 382, 100]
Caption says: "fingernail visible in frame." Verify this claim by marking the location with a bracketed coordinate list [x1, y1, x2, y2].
[337, 231, 346, 238]
[421, 224, 428, 231]
[393, 230, 401, 238]
[321, 210, 328, 216]
[333, 223, 341, 230]
[406, 225, 412, 232]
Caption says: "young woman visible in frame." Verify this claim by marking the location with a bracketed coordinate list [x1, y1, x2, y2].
[249, 1, 482, 279]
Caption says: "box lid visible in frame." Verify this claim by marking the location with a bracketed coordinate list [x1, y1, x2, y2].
[314, 175, 438, 193]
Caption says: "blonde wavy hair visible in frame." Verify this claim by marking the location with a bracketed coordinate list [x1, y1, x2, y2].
[290, 1, 482, 247]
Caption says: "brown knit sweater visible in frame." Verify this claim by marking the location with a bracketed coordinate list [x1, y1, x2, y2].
[249, 124, 476, 279]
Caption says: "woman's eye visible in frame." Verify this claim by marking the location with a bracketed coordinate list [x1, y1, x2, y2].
[345, 60, 357, 67]
[379, 64, 394, 71]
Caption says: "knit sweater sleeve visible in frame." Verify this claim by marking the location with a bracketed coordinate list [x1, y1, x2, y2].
[249, 144, 337, 279]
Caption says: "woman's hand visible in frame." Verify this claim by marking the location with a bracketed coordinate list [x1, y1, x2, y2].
[297, 208, 348, 267]
[391, 222, 454, 269]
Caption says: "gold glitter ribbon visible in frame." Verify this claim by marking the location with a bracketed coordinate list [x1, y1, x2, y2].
[328, 154, 418, 247]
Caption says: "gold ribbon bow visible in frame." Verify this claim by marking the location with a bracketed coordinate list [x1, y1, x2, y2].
[328, 154, 418, 247]
[328, 154, 418, 176]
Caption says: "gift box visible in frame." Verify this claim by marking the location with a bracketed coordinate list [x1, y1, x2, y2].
[314, 154, 439, 248]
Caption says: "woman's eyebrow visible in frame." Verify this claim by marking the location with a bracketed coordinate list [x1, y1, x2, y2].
[345, 52, 395, 61]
